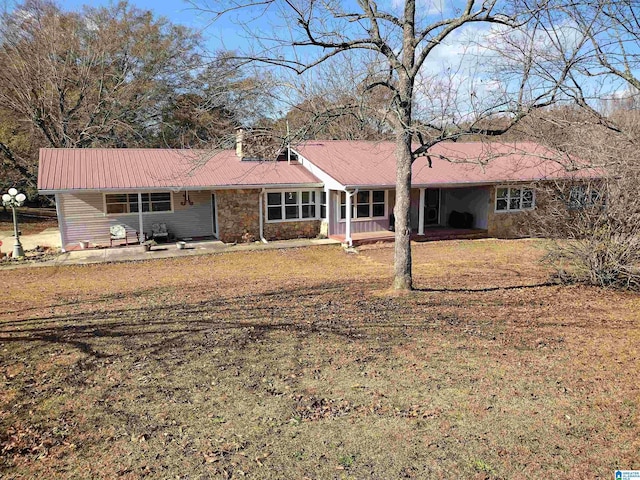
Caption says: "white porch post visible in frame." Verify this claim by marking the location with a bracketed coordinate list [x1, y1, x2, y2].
[345, 190, 352, 246]
[418, 188, 425, 236]
[259, 188, 267, 243]
[138, 192, 144, 242]
[320, 185, 334, 237]
[54, 193, 66, 252]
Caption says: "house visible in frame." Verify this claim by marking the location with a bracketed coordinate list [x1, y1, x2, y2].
[37, 139, 597, 251]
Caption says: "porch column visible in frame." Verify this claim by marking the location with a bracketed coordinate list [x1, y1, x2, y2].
[320, 186, 335, 237]
[345, 190, 352, 246]
[259, 189, 267, 243]
[418, 188, 425, 236]
[54, 193, 66, 252]
[138, 192, 144, 243]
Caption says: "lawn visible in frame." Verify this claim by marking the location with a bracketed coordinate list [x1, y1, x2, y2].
[1, 239, 639, 479]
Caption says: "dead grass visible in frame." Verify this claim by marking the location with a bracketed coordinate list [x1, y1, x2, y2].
[1, 239, 639, 479]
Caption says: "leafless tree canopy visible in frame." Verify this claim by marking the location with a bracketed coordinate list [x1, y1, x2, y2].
[497, 0, 640, 289]
[0, 0, 268, 193]
[194, 0, 576, 289]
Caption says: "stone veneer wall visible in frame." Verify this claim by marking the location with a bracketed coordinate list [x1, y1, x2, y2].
[486, 183, 548, 238]
[216, 189, 322, 243]
[216, 189, 261, 243]
[264, 220, 321, 241]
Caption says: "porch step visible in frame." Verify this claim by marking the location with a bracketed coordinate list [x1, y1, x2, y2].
[412, 229, 488, 243]
[330, 229, 488, 247]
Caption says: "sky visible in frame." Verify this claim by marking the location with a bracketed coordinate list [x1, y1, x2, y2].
[60, 0, 204, 27]
[54, 0, 480, 56]
[39, 1, 640, 113]
[57, 0, 253, 52]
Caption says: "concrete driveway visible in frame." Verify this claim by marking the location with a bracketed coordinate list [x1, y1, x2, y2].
[0, 228, 61, 253]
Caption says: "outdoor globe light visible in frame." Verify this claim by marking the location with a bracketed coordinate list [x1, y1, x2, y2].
[2, 188, 26, 258]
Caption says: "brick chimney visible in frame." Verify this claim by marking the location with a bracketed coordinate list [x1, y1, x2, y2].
[235, 127, 244, 158]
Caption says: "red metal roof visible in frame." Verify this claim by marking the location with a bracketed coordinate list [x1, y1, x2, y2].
[38, 148, 321, 192]
[295, 140, 599, 187]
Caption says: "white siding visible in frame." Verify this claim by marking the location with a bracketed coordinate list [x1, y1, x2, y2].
[59, 192, 112, 247]
[329, 190, 391, 235]
[58, 191, 215, 248]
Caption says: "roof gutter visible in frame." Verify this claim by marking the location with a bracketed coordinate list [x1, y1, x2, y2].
[38, 183, 324, 195]
[341, 177, 601, 190]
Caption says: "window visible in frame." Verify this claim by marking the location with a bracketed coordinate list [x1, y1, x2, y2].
[340, 190, 386, 220]
[105, 192, 172, 214]
[267, 192, 283, 220]
[105, 194, 135, 214]
[301, 191, 316, 219]
[266, 190, 318, 221]
[320, 191, 327, 219]
[495, 186, 534, 212]
[568, 185, 602, 209]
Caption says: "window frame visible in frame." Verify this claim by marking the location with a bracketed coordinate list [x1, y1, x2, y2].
[494, 185, 535, 213]
[104, 192, 174, 216]
[265, 189, 321, 223]
[338, 189, 388, 222]
[320, 191, 327, 220]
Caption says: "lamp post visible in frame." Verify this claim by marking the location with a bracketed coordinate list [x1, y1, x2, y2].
[2, 188, 26, 258]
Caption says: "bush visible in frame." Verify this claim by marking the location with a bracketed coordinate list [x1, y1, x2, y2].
[531, 173, 640, 290]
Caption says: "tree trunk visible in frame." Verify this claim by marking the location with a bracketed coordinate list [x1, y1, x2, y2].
[393, 128, 413, 290]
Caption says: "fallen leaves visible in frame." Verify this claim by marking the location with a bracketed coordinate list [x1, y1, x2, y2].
[0, 241, 639, 478]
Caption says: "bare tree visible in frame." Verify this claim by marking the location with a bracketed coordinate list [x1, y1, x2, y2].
[0, 1, 204, 146]
[0, 105, 39, 193]
[491, 0, 640, 289]
[0, 1, 277, 192]
[160, 55, 275, 148]
[525, 166, 640, 289]
[194, 0, 569, 289]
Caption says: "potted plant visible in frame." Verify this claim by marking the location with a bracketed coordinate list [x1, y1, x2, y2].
[141, 239, 157, 252]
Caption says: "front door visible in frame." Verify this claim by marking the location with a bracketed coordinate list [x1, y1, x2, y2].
[424, 189, 440, 226]
[211, 193, 219, 238]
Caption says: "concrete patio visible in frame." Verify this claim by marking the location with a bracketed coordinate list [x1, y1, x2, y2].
[1, 226, 490, 269]
[0, 227, 62, 253]
[1, 235, 341, 268]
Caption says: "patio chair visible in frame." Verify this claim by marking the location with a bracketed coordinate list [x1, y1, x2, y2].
[110, 224, 133, 247]
[151, 223, 169, 242]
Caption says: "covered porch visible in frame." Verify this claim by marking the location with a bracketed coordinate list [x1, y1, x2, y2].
[332, 185, 491, 246]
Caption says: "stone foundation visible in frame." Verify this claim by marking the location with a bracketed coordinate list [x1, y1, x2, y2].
[487, 209, 531, 238]
[264, 220, 321, 240]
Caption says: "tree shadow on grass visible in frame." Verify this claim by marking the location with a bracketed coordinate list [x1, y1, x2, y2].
[0, 279, 449, 358]
[0, 278, 580, 363]
[414, 281, 559, 293]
